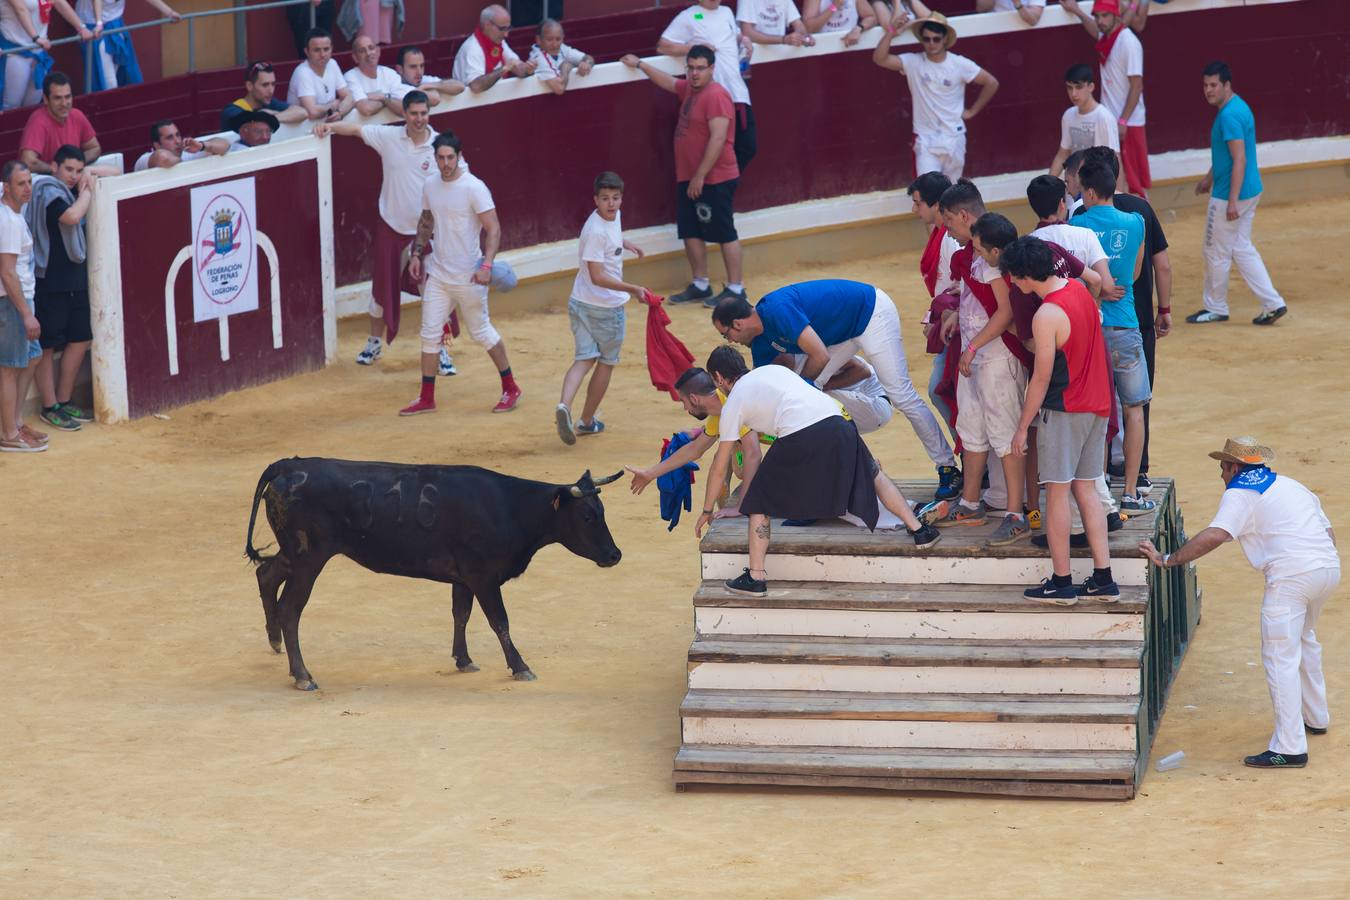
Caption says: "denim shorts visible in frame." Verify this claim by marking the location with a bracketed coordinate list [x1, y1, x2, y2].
[569, 298, 626, 365]
[0, 294, 40, 369]
[1103, 327, 1152, 407]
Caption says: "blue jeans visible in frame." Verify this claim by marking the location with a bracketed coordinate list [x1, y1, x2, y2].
[927, 346, 956, 445]
[1103, 327, 1152, 408]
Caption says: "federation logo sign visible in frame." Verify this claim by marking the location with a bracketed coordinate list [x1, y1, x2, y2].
[195, 192, 255, 307]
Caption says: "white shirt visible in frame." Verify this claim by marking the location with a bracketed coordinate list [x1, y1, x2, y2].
[529, 43, 588, 81]
[718, 364, 842, 440]
[389, 74, 453, 101]
[792, 353, 885, 403]
[361, 123, 438, 235]
[76, 0, 123, 19]
[735, 0, 801, 37]
[0, 203, 35, 302]
[571, 210, 628, 308]
[287, 59, 346, 106]
[344, 65, 403, 101]
[960, 254, 1013, 362]
[452, 36, 522, 84]
[1209, 474, 1339, 581]
[133, 147, 209, 171]
[817, 0, 858, 33]
[898, 52, 982, 137]
[422, 172, 495, 284]
[934, 230, 961, 298]
[1060, 103, 1120, 153]
[988, 0, 1044, 9]
[1067, 196, 1085, 217]
[1, 0, 46, 43]
[661, 4, 751, 106]
[1030, 222, 1108, 269]
[1099, 27, 1146, 127]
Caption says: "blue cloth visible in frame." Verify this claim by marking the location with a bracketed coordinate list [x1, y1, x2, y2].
[0, 34, 52, 109]
[657, 431, 700, 531]
[84, 16, 142, 92]
[1072, 204, 1145, 328]
[1227, 464, 1277, 495]
[1210, 94, 1262, 202]
[749, 279, 876, 368]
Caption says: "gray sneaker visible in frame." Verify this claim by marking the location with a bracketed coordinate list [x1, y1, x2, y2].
[986, 514, 1030, 547]
[1120, 494, 1157, 512]
[936, 500, 987, 528]
[555, 403, 576, 446]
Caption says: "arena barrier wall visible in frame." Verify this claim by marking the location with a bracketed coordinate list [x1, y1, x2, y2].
[87, 138, 335, 422]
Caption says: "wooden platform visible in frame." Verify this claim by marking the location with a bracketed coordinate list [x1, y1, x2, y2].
[673, 478, 1202, 800]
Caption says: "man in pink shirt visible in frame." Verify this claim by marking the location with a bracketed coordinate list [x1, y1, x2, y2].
[19, 73, 100, 175]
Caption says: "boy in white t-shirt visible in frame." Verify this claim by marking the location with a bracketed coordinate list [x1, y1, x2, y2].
[529, 19, 594, 95]
[556, 172, 648, 445]
[1050, 63, 1120, 178]
[287, 28, 354, 121]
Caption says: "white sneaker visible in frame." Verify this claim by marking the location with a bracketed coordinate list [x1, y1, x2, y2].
[355, 338, 382, 365]
[438, 347, 457, 376]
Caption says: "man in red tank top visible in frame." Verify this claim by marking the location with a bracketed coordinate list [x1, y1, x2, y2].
[1005, 236, 1118, 605]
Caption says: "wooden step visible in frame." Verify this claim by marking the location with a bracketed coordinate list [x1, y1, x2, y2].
[681, 689, 1141, 722]
[673, 745, 1137, 799]
[689, 637, 1143, 667]
[693, 580, 1149, 614]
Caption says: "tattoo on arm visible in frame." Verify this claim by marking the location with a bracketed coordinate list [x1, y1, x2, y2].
[413, 210, 433, 252]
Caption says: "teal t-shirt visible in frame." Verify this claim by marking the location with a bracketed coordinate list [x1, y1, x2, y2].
[1073, 203, 1145, 329]
[1211, 94, 1262, 202]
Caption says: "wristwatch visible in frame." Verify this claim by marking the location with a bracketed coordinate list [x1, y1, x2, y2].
[1161, 553, 1171, 568]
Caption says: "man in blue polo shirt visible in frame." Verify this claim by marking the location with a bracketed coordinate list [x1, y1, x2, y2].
[1074, 161, 1152, 513]
[1187, 60, 1287, 326]
[711, 278, 961, 499]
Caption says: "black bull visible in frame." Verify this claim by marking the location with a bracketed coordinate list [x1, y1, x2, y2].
[245, 458, 623, 690]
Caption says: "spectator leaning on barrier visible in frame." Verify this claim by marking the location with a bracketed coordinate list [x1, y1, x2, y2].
[133, 119, 228, 171]
[871, 12, 998, 182]
[529, 18, 593, 95]
[77, 0, 182, 93]
[392, 46, 464, 107]
[799, 0, 877, 48]
[19, 73, 99, 175]
[287, 28, 354, 122]
[0, 0, 88, 111]
[736, 0, 812, 48]
[975, 0, 1044, 27]
[221, 62, 307, 132]
[453, 4, 535, 93]
[344, 34, 404, 117]
[0, 160, 45, 453]
[658, 0, 756, 174]
[1050, 63, 1118, 178]
[622, 46, 745, 309]
[1189, 60, 1287, 327]
[286, 0, 334, 59]
[228, 109, 279, 151]
[28, 144, 93, 432]
[1062, 0, 1149, 197]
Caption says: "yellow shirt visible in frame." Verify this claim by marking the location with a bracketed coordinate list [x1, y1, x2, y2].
[704, 390, 751, 440]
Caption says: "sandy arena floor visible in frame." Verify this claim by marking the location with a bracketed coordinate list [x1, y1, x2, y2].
[3, 195, 1349, 897]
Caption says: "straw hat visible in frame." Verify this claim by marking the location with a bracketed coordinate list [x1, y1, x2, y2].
[1208, 436, 1276, 466]
[909, 12, 957, 50]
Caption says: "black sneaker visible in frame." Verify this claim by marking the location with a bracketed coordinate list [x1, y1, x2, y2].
[704, 284, 747, 309]
[1186, 309, 1229, 324]
[669, 282, 713, 305]
[1031, 532, 1089, 549]
[724, 568, 767, 596]
[58, 402, 94, 422]
[910, 523, 941, 549]
[1079, 576, 1121, 601]
[1107, 511, 1125, 532]
[1252, 306, 1288, 326]
[1243, 750, 1307, 768]
[1024, 578, 1078, 605]
[935, 464, 962, 500]
[1306, 722, 1328, 736]
[40, 405, 81, 431]
[1136, 473, 1152, 496]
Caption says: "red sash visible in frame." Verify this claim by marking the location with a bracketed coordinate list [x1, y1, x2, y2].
[919, 225, 947, 298]
[473, 27, 504, 72]
[952, 246, 1033, 369]
[1095, 24, 1123, 68]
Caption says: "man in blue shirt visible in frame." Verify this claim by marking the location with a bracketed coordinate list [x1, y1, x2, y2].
[1074, 161, 1154, 513]
[711, 279, 961, 499]
[1187, 60, 1287, 326]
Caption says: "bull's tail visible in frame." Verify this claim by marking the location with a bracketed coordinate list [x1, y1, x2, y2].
[245, 461, 284, 564]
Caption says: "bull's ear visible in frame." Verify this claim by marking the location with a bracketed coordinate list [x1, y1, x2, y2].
[578, 469, 595, 488]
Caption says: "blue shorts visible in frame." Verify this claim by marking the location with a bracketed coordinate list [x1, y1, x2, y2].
[1104, 327, 1151, 408]
[569, 298, 625, 365]
[0, 295, 40, 369]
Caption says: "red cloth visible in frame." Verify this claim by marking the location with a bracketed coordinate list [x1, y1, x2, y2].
[20, 107, 96, 164]
[951, 245, 1032, 368]
[1094, 0, 1121, 16]
[1043, 280, 1112, 417]
[673, 79, 738, 185]
[472, 27, 504, 72]
[1120, 125, 1152, 195]
[925, 288, 959, 356]
[919, 225, 948, 298]
[641, 290, 695, 400]
[372, 218, 420, 343]
[1095, 22, 1125, 68]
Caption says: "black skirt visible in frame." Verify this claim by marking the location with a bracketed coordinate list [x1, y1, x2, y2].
[739, 416, 880, 530]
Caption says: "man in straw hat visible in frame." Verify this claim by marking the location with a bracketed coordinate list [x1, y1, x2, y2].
[871, 9, 999, 181]
[1140, 438, 1339, 769]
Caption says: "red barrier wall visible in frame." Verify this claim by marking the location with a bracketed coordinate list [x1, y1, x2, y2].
[119, 161, 326, 418]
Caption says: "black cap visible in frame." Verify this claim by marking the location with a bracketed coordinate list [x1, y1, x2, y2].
[234, 109, 280, 132]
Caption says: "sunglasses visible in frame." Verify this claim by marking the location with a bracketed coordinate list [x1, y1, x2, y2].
[247, 61, 273, 75]
[920, 34, 946, 44]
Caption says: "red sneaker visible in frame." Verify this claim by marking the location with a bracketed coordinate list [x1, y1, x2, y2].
[398, 397, 436, 416]
[492, 385, 522, 413]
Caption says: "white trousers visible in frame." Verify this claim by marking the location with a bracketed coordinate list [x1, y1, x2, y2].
[817, 289, 956, 468]
[914, 131, 966, 182]
[1202, 194, 1285, 316]
[1261, 566, 1339, 755]
[3, 55, 39, 110]
[830, 387, 892, 435]
[420, 278, 499, 354]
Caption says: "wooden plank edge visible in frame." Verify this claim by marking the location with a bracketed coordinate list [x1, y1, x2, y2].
[671, 770, 1135, 800]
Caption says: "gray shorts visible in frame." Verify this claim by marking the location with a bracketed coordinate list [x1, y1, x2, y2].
[1036, 408, 1107, 484]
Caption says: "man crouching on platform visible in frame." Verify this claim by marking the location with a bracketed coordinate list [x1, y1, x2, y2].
[694, 346, 943, 596]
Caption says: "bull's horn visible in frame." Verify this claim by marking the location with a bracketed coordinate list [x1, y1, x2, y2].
[568, 484, 586, 498]
[592, 470, 623, 486]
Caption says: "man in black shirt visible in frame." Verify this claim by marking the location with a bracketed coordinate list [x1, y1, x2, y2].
[29, 145, 95, 432]
[1075, 145, 1171, 485]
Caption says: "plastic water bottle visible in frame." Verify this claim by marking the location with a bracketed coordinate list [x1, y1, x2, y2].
[1155, 750, 1185, 772]
[738, 41, 751, 80]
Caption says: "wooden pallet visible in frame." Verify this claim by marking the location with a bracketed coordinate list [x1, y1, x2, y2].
[672, 478, 1202, 800]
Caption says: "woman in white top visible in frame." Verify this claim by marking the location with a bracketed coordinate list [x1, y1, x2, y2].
[0, 0, 88, 110]
[799, 0, 876, 47]
[286, 28, 353, 121]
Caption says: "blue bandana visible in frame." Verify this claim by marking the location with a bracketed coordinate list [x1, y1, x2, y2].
[1227, 464, 1276, 494]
